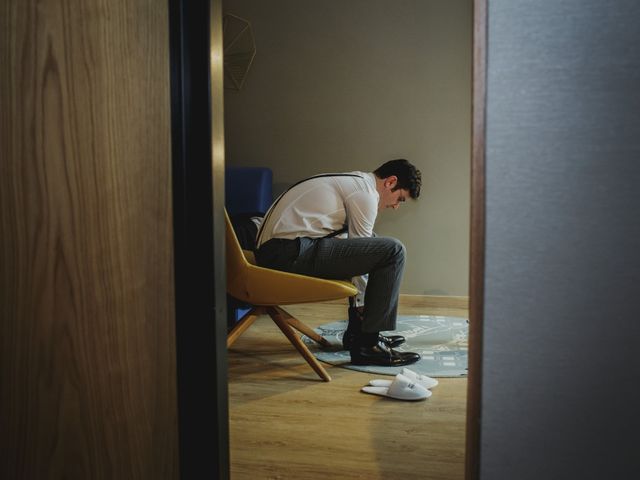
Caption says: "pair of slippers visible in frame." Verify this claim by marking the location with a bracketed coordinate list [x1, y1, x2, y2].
[361, 368, 438, 401]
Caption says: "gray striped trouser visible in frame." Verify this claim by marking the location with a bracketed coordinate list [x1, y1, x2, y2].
[255, 236, 406, 333]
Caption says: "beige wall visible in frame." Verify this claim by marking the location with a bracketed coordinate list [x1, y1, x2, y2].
[224, 0, 471, 296]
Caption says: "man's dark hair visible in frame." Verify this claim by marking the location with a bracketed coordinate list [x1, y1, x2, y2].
[373, 159, 422, 199]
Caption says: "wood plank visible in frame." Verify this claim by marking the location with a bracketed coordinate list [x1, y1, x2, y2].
[0, 1, 178, 478]
[228, 300, 467, 480]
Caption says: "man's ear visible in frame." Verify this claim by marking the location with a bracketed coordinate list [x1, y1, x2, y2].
[384, 176, 398, 189]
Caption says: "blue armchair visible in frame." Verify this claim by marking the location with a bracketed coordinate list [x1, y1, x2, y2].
[225, 166, 273, 216]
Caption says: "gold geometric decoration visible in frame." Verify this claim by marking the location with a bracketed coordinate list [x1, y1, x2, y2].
[223, 14, 256, 91]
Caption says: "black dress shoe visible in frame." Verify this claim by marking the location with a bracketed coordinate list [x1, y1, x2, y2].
[350, 342, 421, 367]
[380, 334, 405, 348]
[342, 332, 405, 350]
[341, 307, 405, 349]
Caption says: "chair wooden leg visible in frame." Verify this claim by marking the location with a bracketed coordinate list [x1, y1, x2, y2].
[267, 307, 331, 382]
[227, 306, 265, 348]
[273, 306, 331, 348]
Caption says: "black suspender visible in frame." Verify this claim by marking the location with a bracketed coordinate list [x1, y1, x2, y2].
[255, 173, 364, 247]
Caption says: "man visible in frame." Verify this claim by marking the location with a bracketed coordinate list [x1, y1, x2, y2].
[255, 159, 421, 367]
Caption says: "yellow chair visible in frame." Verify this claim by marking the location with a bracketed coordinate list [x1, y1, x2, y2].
[225, 211, 357, 381]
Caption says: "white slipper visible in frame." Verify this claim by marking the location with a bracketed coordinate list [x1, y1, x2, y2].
[401, 368, 439, 389]
[361, 373, 431, 401]
[368, 368, 439, 390]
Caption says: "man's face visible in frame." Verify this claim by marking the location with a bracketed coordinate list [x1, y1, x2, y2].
[379, 176, 410, 210]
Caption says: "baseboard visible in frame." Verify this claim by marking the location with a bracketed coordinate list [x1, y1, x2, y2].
[399, 294, 469, 309]
[322, 294, 469, 310]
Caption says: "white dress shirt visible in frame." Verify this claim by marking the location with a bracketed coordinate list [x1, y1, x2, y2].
[257, 171, 379, 305]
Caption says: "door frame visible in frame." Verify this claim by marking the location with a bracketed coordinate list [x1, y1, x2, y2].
[169, 0, 229, 478]
[465, 1, 486, 479]
[170, 0, 487, 478]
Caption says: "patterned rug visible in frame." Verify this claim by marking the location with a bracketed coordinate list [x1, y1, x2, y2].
[302, 315, 468, 377]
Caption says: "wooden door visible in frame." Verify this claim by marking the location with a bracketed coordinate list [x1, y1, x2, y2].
[0, 0, 179, 478]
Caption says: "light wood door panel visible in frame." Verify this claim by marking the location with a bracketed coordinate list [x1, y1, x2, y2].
[0, 1, 178, 478]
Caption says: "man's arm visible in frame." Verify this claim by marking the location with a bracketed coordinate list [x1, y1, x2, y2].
[344, 190, 377, 238]
[344, 191, 378, 306]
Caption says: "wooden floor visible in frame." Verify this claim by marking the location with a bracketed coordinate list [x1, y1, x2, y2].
[228, 296, 468, 480]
